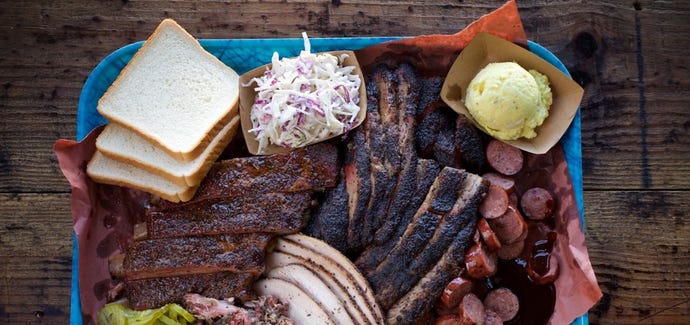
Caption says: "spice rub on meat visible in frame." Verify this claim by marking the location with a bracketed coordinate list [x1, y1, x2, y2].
[109, 144, 339, 310]
[304, 63, 488, 322]
[146, 191, 312, 239]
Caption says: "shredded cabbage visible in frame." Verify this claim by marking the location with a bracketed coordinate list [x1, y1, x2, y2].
[247, 32, 362, 153]
[98, 300, 195, 325]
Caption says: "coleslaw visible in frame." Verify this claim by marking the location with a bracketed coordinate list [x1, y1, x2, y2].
[247, 32, 362, 154]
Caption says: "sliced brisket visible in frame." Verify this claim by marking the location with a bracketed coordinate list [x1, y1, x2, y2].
[364, 168, 465, 310]
[303, 179, 350, 254]
[356, 159, 441, 274]
[386, 215, 479, 324]
[344, 128, 372, 255]
[453, 114, 487, 173]
[407, 172, 486, 275]
[360, 64, 423, 256]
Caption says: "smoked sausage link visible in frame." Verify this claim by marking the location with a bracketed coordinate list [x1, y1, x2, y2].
[483, 287, 520, 322]
[458, 293, 486, 325]
[520, 187, 555, 220]
[479, 185, 510, 219]
[496, 237, 525, 260]
[435, 314, 461, 325]
[477, 218, 502, 251]
[488, 205, 527, 245]
[486, 140, 524, 176]
[464, 242, 498, 279]
[441, 276, 475, 309]
[484, 309, 504, 325]
[482, 172, 516, 193]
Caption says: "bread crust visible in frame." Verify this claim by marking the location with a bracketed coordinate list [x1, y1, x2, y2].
[97, 115, 240, 187]
[86, 151, 199, 203]
[96, 18, 239, 161]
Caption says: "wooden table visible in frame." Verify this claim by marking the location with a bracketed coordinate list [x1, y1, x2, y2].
[1, 1, 688, 324]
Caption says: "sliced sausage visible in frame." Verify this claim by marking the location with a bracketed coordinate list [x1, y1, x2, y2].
[458, 293, 486, 325]
[496, 237, 524, 260]
[482, 172, 516, 194]
[441, 276, 475, 309]
[485, 309, 504, 325]
[464, 241, 498, 279]
[483, 287, 519, 322]
[479, 185, 510, 219]
[488, 205, 527, 245]
[486, 140, 524, 176]
[520, 187, 555, 220]
[509, 192, 519, 207]
[435, 314, 461, 325]
[435, 299, 457, 317]
[477, 218, 502, 251]
[473, 229, 481, 244]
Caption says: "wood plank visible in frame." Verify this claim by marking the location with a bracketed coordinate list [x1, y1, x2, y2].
[0, 193, 72, 323]
[1, 1, 690, 323]
[2, 0, 689, 193]
[1, 191, 688, 323]
[584, 190, 690, 324]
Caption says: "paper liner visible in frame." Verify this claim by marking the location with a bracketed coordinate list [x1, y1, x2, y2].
[238, 50, 367, 155]
[355, 0, 527, 76]
[514, 146, 603, 324]
[54, 126, 150, 323]
[441, 33, 585, 154]
[56, 1, 601, 324]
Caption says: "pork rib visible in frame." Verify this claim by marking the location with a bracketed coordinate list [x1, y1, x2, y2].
[124, 271, 255, 310]
[146, 192, 312, 239]
[153, 143, 338, 210]
[123, 233, 272, 280]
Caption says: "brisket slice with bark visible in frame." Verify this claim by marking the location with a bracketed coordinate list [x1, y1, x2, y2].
[453, 115, 487, 172]
[343, 128, 372, 256]
[383, 172, 485, 323]
[355, 159, 440, 275]
[362, 167, 466, 309]
[360, 64, 423, 252]
[360, 66, 401, 252]
[358, 168, 486, 312]
[371, 63, 421, 246]
[124, 272, 255, 310]
[123, 233, 272, 280]
[385, 214, 480, 324]
[302, 179, 350, 254]
[146, 191, 313, 239]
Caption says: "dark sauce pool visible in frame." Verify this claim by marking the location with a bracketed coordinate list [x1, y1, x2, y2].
[469, 222, 558, 325]
[493, 258, 555, 325]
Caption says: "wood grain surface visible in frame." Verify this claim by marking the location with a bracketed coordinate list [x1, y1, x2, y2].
[1, 0, 688, 324]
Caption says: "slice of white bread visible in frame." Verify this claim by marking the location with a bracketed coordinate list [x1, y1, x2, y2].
[96, 115, 240, 187]
[97, 18, 240, 161]
[87, 151, 198, 203]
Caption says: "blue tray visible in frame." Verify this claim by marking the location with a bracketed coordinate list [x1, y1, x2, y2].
[73, 37, 586, 325]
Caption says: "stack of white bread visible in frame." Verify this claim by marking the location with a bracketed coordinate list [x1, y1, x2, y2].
[87, 19, 241, 202]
